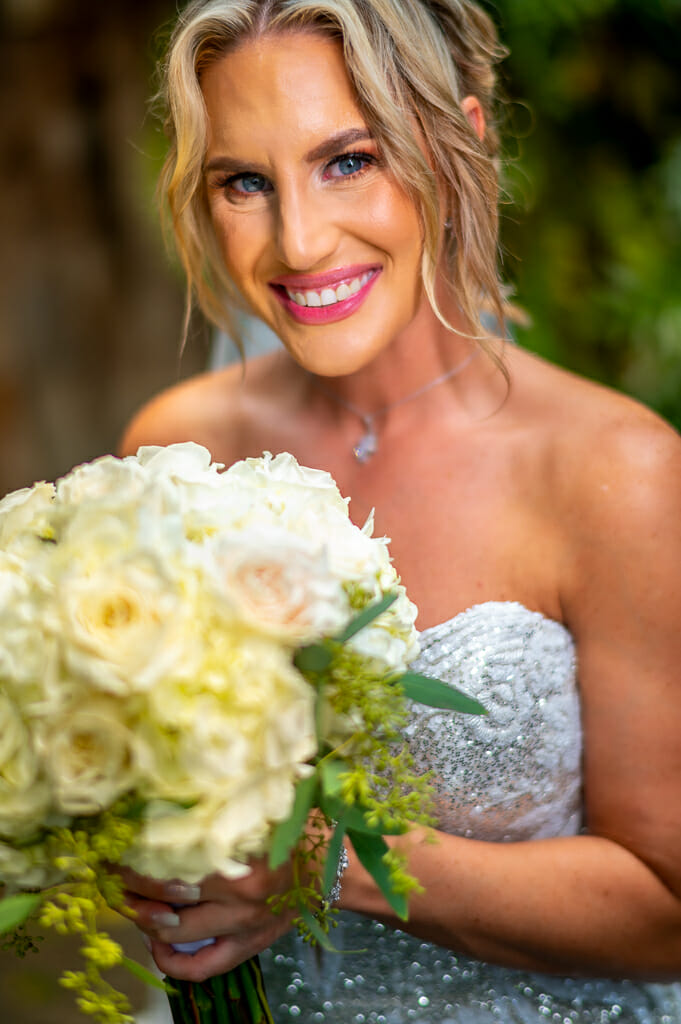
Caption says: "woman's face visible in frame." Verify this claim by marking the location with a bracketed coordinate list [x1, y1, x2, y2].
[201, 31, 427, 376]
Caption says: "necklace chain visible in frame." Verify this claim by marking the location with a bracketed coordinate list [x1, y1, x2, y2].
[311, 348, 478, 463]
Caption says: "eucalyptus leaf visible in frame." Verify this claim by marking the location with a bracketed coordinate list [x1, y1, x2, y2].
[294, 644, 332, 673]
[335, 591, 398, 643]
[398, 672, 487, 715]
[347, 830, 408, 921]
[269, 773, 318, 870]
[0, 892, 43, 934]
[121, 957, 175, 993]
[319, 758, 349, 799]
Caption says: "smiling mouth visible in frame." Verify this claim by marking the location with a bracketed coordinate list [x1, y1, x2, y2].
[279, 270, 375, 308]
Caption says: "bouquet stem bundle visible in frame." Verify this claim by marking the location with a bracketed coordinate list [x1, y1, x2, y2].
[166, 961, 273, 1024]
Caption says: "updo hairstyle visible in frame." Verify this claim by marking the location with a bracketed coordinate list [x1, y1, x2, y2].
[159, 0, 508, 347]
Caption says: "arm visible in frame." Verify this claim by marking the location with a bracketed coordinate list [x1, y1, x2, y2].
[345, 414, 681, 979]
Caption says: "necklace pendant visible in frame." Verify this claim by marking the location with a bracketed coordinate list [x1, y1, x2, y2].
[353, 426, 378, 463]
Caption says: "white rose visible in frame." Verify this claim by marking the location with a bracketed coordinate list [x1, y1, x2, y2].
[56, 553, 197, 695]
[0, 481, 56, 555]
[224, 452, 349, 529]
[38, 697, 138, 816]
[0, 694, 50, 840]
[127, 767, 307, 883]
[349, 587, 419, 671]
[134, 442, 223, 478]
[140, 635, 316, 804]
[203, 530, 350, 643]
[134, 443, 265, 540]
[55, 454, 147, 507]
[0, 840, 59, 891]
[0, 553, 58, 708]
[124, 797, 252, 883]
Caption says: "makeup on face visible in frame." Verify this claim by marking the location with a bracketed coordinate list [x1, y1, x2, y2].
[201, 32, 427, 376]
[268, 265, 381, 324]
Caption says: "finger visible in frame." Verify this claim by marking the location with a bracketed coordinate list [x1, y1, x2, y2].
[148, 930, 279, 983]
[113, 866, 203, 905]
[150, 898, 295, 947]
[124, 891, 183, 936]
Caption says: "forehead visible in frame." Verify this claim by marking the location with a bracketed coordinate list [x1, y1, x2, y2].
[201, 31, 367, 157]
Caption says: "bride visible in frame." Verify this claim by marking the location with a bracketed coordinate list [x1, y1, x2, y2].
[119, 1, 681, 1020]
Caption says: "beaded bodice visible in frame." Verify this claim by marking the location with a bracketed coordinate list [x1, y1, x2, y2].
[406, 601, 581, 842]
[260, 602, 681, 1023]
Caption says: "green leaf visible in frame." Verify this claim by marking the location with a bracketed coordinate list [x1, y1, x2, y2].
[319, 795, 405, 836]
[335, 591, 398, 643]
[121, 956, 174, 993]
[269, 773, 318, 870]
[397, 672, 487, 715]
[0, 893, 43, 934]
[347, 830, 408, 921]
[294, 644, 332, 673]
[322, 820, 347, 896]
[319, 758, 349, 799]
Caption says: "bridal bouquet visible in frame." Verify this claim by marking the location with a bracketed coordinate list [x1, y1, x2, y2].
[0, 444, 483, 1024]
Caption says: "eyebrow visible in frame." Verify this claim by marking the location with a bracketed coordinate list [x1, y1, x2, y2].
[204, 127, 375, 175]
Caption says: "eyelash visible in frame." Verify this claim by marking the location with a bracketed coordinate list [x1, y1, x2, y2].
[212, 150, 377, 198]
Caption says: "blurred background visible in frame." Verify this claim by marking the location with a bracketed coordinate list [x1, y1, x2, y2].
[0, 0, 679, 1018]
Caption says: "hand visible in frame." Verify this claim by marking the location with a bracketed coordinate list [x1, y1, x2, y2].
[117, 857, 298, 982]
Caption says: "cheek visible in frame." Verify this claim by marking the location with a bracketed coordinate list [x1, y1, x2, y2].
[366, 186, 422, 268]
[212, 212, 263, 286]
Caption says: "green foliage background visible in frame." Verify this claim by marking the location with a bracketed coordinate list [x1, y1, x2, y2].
[483, 0, 681, 428]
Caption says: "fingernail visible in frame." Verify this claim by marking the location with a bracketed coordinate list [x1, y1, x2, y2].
[141, 933, 152, 952]
[151, 911, 181, 928]
[166, 882, 201, 903]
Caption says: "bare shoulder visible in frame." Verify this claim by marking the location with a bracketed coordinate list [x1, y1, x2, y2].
[508, 348, 681, 622]
[551, 365, 681, 539]
[507, 346, 681, 512]
[118, 353, 286, 459]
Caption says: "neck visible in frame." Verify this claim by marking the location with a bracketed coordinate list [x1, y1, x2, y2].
[312, 294, 486, 412]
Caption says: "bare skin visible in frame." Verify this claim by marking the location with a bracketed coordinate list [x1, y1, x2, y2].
[118, 31, 681, 984]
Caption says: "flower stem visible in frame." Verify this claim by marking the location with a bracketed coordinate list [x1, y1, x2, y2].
[165, 957, 275, 1024]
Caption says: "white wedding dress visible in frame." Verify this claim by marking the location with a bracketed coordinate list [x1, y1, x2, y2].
[259, 602, 681, 1023]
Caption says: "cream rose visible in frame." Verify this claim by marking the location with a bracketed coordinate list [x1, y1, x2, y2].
[55, 454, 147, 507]
[140, 635, 316, 802]
[0, 694, 50, 839]
[204, 530, 350, 643]
[56, 554, 196, 695]
[0, 481, 56, 557]
[38, 698, 139, 816]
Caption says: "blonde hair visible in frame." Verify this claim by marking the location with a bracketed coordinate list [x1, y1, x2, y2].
[159, 0, 509, 349]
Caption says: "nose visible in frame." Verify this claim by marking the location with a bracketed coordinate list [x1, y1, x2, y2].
[274, 182, 337, 271]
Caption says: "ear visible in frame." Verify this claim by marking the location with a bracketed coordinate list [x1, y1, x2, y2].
[461, 95, 486, 142]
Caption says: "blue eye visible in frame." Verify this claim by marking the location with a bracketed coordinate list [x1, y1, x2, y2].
[336, 155, 365, 175]
[324, 152, 374, 180]
[231, 173, 269, 194]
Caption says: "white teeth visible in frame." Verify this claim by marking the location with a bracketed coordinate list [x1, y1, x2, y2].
[285, 271, 374, 307]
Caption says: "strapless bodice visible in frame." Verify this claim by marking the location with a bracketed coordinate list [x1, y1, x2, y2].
[260, 602, 681, 1023]
[406, 601, 581, 842]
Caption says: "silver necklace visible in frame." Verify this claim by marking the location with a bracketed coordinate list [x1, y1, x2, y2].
[312, 348, 478, 463]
